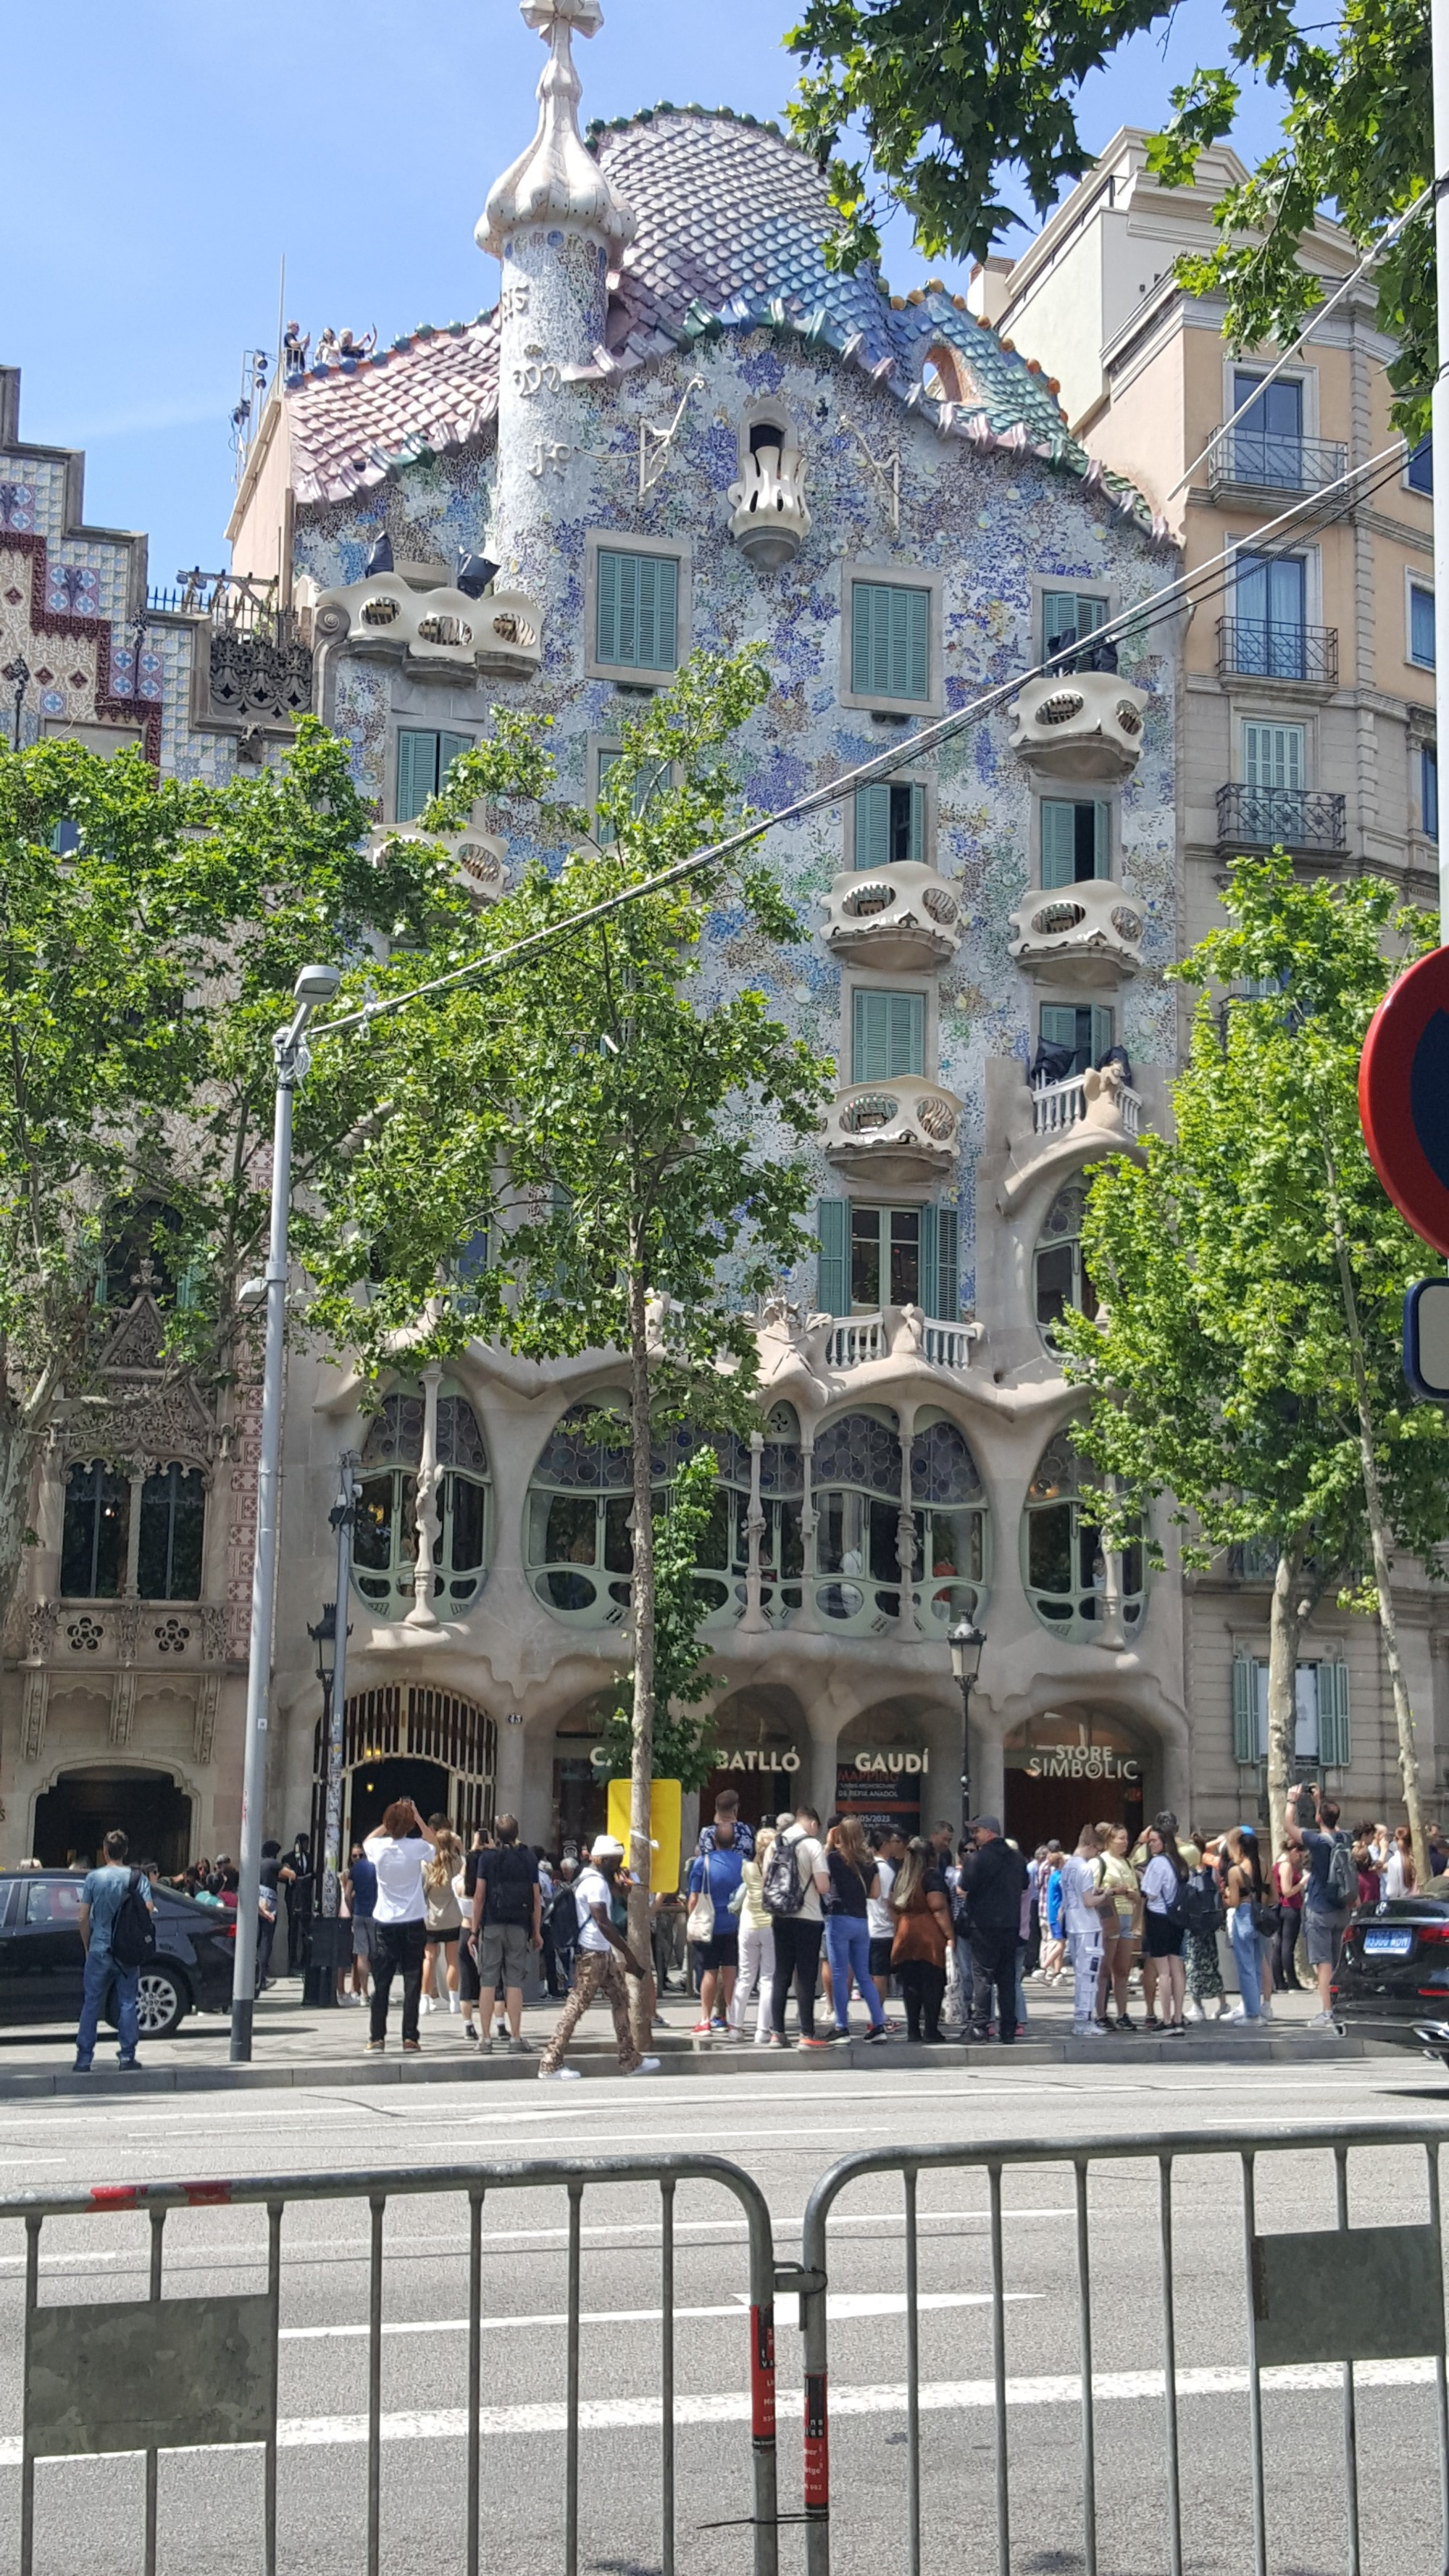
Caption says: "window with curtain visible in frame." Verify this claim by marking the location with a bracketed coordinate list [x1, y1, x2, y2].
[595, 549, 680, 672]
[1408, 438, 1432, 496]
[1230, 371, 1304, 486]
[818, 1199, 958, 1316]
[853, 780, 925, 869]
[1411, 583, 1436, 671]
[851, 988, 926, 1083]
[1424, 746, 1440, 843]
[352, 1388, 491, 1621]
[1232, 1658, 1350, 1767]
[1040, 799, 1111, 887]
[60, 1462, 130, 1599]
[396, 729, 472, 824]
[137, 1464, 205, 1600]
[1242, 720, 1306, 791]
[1233, 553, 1307, 676]
[851, 581, 931, 701]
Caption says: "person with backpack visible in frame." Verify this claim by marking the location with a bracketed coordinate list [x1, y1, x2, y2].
[822, 1817, 888, 2045]
[764, 1804, 831, 2048]
[74, 1827, 154, 2072]
[1182, 1839, 1229, 2022]
[1286, 1782, 1356, 2027]
[1138, 1822, 1190, 2033]
[469, 1814, 541, 2055]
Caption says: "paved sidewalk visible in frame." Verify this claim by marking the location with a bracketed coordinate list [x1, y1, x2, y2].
[0, 1968, 1383, 2095]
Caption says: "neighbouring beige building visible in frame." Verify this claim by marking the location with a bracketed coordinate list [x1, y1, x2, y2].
[974, 131, 1442, 1831]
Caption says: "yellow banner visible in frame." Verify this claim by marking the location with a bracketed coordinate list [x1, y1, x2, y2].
[606, 1776, 682, 1895]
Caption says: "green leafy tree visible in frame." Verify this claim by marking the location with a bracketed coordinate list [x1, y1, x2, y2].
[785, 0, 1433, 433]
[1061, 856, 1449, 1869]
[593, 1445, 723, 1793]
[0, 722, 472, 1636]
[306, 651, 834, 2035]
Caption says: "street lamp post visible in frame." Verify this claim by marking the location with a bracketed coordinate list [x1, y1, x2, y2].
[948, 1620, 987, 1840]
[230, 960, 343, 2064]
[302, 1598, 340, 2006]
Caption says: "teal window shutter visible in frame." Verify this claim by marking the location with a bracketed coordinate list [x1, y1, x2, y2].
[1232, 1656, 1258, 1764]
[906, 783, 925, 863]
[1319, 1662, 1351, 1768]
[919, 1204, 958, 1320]
[854, 784, 892, 870]
[598, 551, 679, 672]
[439, 730, 471, 780]
[1093, 801, 1111, 878]
[1040, 1005, 1079, 1053]
[1040, 803, 1076, 889]
[853, 989, 924, 1081]
[396, 730, 438, 823]
[596, 549, 620, 664]
[852, 583, 930, 700]
[817, 1199, 848, 1314]
[1090, 1004, 1115, 1063]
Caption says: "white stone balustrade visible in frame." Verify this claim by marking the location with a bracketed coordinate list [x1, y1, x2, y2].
[1009, 670, 1149, 783]
[1008, 873, 1143, 985]
[819, 862, 963, 972]
[822, 1306, 980, 1379]
[824, 1075, 964, 1186]
[1031, 1065, 1141, 1140]
[312, 573, 544, 683]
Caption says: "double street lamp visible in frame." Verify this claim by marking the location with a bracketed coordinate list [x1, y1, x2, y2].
[948, 1619, 987, 1838]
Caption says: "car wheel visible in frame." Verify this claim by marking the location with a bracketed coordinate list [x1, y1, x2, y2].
[134, 1967, 187, 2039]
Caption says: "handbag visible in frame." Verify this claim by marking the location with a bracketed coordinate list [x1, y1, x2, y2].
[687, 1886, 715, 1943]
[1251, 1900, 1282, 1939]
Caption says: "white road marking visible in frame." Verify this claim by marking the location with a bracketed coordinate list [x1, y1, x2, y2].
[4, 2355, 1439, 2465]
[278, 2289, 1036, 2341]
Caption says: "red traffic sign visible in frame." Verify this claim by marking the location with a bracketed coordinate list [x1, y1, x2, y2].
[1360, 947, 1449, 1256]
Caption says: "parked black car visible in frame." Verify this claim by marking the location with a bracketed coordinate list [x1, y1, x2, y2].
[0, 1871, 236, 2039]
[1332, 1893, 1449, 2059]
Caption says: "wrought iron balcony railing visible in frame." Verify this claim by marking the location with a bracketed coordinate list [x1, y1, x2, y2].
[1207, 428, 1347, 497]
[1216, 620, 1339, 685]
[1216, 783, 1347, 854]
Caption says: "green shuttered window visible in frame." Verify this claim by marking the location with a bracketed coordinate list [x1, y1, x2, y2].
[851, 582, 930, 701]
[852, 988, 925, 1083]
[1317, 1661, 1351, 1769]
[396, 730, 471, 824]
[596, 549, 680, 672]
[1040, 799, 1111, 888]
[853, 781, 926, 869]
[818, 1197, 958, 1317]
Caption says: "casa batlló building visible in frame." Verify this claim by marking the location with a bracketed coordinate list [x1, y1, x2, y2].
[7, 0, 1433, 1874]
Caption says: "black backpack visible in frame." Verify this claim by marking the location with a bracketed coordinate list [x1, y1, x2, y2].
[485, 1849, 535, 1928]
[109, 1870, 157, 1971]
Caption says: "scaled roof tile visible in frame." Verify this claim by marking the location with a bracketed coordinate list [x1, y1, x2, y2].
[281, 107, 1170, 539]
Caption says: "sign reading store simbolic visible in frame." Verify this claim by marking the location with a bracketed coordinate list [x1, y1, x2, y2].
[1005, 1721, 1140, 1783]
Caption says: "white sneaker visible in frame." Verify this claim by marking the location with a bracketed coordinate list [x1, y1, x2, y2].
[1222, 2006, 1255, 2025]
[1182, 1997, 1202, 2022]
[1259, 1996, 1274, 2019]
[625, 2056, 661, 2075]
[1308, 2009, 1337, 2029]
[419, 1995, 435, 2016]
[538, 2066, 582, 2080]
[447, 1993, 460, 2015]
[753, 2031, 771, 2045]
[1072, 2020, 1106, 2038]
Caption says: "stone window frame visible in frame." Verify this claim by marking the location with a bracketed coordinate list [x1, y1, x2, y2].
[838, 559, 945, 717]
[842, 762, 939, 871]
[584, 530, 693, 688]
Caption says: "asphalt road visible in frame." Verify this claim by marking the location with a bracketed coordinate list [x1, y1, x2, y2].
[1, 2052, 1445, 2576]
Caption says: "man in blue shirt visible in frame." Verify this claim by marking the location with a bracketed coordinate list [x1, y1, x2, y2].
[75, 1827, 154, 2072]
[1286, 1783, 1352, 2025]
[686, 1831, 745, 2033]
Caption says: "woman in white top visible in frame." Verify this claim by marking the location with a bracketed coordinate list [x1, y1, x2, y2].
[363, 1799, 435, 2054]
[421, 1828, 464, 2015]
[729, 1827, 777, 2045]
[1385, 1825, 1417, 1900]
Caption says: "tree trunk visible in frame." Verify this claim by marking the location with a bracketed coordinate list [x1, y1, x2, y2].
[625, 1243, 656, 2052]
[0, 1402, 42, 1647]
[1266, 1539, 1310, 1860]
[1329, 1187, 1429, 1885]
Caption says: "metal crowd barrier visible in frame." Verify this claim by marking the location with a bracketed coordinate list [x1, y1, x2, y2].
[5, 2151, 783, 2576]
[798, 2119, 1449, 2576]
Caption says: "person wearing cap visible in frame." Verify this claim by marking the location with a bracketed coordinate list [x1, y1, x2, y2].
[957, 1817, 1028, 2045]
[537, 1836, 661, 2080]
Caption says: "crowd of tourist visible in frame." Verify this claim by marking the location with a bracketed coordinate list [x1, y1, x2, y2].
[145, 1780, 1447, 2061]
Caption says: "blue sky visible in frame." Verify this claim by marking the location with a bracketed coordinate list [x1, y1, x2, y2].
[7, 0, 1287, 584]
